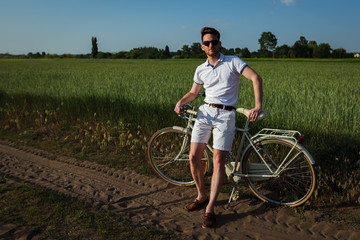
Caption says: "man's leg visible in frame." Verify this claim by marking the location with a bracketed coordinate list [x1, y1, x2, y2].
[189, 142, 208, 202]
[205, 148, 227, 214]
[206, 108, 235, 214]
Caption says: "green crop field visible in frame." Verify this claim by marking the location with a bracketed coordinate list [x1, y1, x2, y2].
[0, 58, 359, 206]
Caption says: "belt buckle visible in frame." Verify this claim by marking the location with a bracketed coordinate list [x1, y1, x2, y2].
[222, 105, 226, 110]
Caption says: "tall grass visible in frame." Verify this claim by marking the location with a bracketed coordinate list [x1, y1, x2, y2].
[0, 59, 359, 206]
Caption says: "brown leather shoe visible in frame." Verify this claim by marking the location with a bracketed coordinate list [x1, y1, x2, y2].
[185, 197, 209, 211]
[202, 212, 216, 228]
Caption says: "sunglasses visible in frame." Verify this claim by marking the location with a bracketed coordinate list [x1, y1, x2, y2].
[202, 40, 219, 47]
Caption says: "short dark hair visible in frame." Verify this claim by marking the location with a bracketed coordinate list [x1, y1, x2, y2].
[201, 27, 220, 42]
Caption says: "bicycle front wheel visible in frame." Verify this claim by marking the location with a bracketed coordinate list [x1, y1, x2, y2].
[242, 139, 315, 207]
[147, 127, 209, 186]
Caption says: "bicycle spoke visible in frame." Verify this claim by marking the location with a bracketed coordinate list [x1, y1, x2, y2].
[283, 180, 308, 196]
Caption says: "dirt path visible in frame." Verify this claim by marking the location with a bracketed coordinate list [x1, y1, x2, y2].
[0, 141, 359, 240]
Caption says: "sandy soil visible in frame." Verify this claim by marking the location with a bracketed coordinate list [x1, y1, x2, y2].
[1, 140, 359, 240]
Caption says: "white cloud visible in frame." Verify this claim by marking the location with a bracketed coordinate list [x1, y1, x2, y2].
[281, 0, 295, 6]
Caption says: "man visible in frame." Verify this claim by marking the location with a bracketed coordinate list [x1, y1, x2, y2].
[174, 27, 263, 228]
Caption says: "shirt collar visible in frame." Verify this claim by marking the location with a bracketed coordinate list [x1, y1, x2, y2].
[205, 53, 224, 66]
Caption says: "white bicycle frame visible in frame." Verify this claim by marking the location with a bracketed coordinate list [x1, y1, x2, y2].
[175, 105, 315, 205]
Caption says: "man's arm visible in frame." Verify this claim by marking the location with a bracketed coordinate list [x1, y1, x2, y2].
[174, 83, 203, 114]
[242, 66, 263, 121]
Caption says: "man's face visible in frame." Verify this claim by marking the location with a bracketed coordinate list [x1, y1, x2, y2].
[201, 33, 221, 57]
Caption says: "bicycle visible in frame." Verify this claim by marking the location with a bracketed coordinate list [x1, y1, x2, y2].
[147, 94, 316, 207]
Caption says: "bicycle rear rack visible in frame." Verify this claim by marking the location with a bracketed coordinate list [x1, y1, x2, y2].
[252, 128, 302, 142]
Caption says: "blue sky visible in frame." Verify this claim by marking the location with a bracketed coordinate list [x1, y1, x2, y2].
[1, 0, 359, 54]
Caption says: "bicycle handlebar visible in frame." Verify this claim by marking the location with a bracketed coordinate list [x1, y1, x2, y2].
[180, 104, 197, 116]
[178, 92, 204, 115]
[185, 109, 197, 115]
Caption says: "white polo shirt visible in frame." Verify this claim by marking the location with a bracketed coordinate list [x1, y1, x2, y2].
[194, 53, 248, 107]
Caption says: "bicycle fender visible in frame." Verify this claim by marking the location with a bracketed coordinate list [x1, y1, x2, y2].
[245, 137, 315, 165]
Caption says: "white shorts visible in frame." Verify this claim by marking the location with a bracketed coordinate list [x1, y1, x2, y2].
[191, 104, 236, 151]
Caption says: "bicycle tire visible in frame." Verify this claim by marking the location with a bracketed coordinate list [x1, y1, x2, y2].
[242, 138, 315, 207]
[147, 127, 210, 186]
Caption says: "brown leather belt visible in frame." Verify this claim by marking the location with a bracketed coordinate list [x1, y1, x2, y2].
[204, 102, 235, 111]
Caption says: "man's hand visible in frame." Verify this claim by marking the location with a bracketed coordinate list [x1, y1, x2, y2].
[174, 102, 183, 114]
[248, 108, 261, 122]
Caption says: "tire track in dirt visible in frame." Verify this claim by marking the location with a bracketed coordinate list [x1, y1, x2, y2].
[1, 141, 359, 240]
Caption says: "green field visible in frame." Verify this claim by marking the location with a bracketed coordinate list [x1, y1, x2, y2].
[0, 58, 359, 206]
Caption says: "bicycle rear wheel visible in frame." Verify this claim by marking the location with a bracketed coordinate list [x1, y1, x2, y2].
[242, 139, 315, 207]
[147, 127, 209, 186]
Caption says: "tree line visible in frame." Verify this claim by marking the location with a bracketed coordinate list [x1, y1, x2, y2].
[1, 32, 357, 59]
